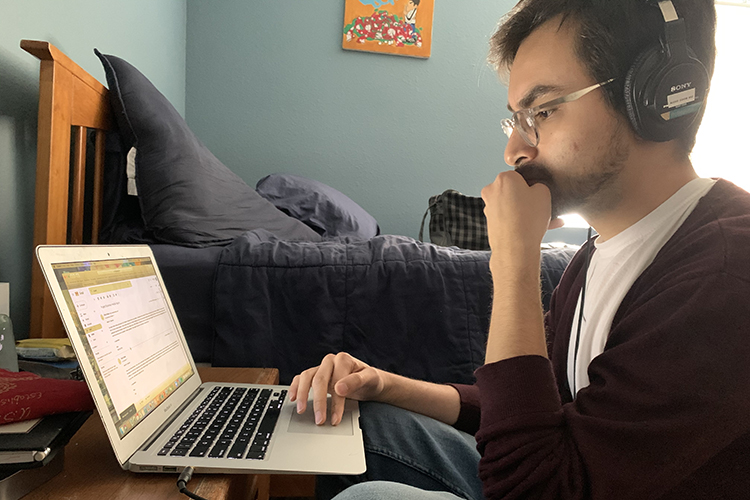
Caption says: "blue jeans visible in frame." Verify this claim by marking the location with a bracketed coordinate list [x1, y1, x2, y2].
[317, 401, 483, 500]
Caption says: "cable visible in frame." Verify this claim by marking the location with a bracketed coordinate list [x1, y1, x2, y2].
[572, 226, 594, 398]
[177, 466, 210, 500]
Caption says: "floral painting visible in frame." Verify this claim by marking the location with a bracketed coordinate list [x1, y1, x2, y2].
[343, 0, 435, 58]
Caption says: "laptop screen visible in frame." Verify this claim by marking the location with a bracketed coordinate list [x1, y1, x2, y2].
[51, 256, 195, 439]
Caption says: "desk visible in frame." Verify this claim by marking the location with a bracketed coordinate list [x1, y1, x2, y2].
[21, 367, 278, 500]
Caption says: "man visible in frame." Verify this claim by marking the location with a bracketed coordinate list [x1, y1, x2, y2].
[403, 0, 419, 41]
[290, 1, 750, 498]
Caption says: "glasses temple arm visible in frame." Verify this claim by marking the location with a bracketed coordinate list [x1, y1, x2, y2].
[528, 78, 616, 113]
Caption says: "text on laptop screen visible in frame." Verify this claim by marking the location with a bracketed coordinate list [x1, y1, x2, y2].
[52, 257, 194, 439]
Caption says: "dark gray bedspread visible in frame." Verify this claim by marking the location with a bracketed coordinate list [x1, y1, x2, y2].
[210, 231, 576, 384]
[151, 244, 224, 364]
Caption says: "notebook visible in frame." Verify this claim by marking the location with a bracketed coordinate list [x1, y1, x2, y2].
[36, 245, 366, 475]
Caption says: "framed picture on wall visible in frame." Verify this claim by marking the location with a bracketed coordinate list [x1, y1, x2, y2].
[343, 0, 435, 58]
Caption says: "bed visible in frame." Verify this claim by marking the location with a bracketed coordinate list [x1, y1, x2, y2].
[22, 40, 576, 385]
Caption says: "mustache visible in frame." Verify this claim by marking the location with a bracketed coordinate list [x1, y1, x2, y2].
[514, 163, 554, 188]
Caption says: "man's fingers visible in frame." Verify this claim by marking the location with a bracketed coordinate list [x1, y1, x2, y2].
[289, 375, 300, 402]
[331, 370, 374, 426]
[329, 393, 345, 426]
[293, 367, 319, 414]
[290, 353, 372, 426]
[311, 354, 337, 425]
[334, 371, 361, 397]
[329, 354, 355, 426]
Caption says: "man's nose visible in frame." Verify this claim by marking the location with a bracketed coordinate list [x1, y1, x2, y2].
[504, 130, 538, 166]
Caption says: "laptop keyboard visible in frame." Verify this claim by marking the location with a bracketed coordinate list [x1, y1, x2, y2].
[157, 386, 286, 460]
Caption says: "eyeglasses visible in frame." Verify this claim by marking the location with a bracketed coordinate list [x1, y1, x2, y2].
[501, 78, 615, 147]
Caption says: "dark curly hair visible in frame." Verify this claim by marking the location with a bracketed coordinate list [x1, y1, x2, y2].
[489, 0, 716, 153]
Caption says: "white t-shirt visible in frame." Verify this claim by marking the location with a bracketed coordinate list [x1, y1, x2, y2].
[567, 177, 717, 396]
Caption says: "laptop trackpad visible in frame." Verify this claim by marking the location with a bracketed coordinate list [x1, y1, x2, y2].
[287, 403, 354, 436]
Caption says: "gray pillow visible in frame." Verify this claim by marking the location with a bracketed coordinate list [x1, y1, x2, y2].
[95, 50, 320, 247]
[256, 174, 380, 239]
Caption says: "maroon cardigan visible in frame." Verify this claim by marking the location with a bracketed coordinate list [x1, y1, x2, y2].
[452, 179, 750, 499]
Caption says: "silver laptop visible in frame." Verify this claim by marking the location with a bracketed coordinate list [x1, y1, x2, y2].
[36, 244, 366, 475]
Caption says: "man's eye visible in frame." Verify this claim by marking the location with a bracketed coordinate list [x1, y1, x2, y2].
[535, 109, 554, 121]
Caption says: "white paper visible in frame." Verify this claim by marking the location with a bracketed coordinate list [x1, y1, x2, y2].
[0, 418, 41, 434]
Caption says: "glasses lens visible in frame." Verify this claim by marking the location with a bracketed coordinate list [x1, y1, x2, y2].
[516, 112, 539, 147]
[500, 118, 514, 139]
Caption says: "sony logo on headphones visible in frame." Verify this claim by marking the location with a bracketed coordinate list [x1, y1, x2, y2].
[671, 82, 692, 93]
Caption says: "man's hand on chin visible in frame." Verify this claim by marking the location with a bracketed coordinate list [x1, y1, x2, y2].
[481, 170, 560, 259]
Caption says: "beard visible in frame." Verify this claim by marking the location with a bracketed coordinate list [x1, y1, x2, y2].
[515, 124, 631, 219]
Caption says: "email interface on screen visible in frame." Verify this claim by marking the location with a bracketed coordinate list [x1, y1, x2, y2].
[52, 257, 194, 439]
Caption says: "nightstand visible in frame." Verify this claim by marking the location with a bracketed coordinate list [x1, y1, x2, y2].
[21, 367, 279, 500]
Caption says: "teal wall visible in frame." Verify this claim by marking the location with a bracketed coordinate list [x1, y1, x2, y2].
[0, 0, 589, 338]
[185, 1, 516, 239]
[0, 0, 186, 338]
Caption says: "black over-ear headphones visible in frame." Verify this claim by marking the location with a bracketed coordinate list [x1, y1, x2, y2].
[624, 0, 710, 142]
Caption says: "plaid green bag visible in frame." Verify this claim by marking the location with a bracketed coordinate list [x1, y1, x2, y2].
[418, 189, 489, 250]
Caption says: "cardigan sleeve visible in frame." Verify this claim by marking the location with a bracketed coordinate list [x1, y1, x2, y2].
[472, 272, 750, 500]
[447, 383, 481, 434]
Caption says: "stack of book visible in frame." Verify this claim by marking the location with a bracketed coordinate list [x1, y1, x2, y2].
[0, 411, 91, 500]
[1, 338, 90, 499]
[15, 338, 81, 380]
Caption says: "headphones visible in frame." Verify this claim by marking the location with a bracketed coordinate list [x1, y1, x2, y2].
[623, 0, 710, 142]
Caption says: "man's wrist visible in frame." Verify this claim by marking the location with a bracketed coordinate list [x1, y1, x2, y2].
[489, 246, 542, 278]
[376, 369, 398, 404]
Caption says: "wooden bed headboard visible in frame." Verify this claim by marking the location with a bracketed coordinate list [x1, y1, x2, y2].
[22, 40, 114, 338]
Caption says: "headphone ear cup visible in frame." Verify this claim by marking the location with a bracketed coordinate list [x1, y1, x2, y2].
[625, 44, 709, 142]
[624, 47, 663, 140]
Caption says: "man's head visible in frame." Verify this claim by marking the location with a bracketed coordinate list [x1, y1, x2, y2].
[490, 0, 716, 155]
[490, 0, 716, 222]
